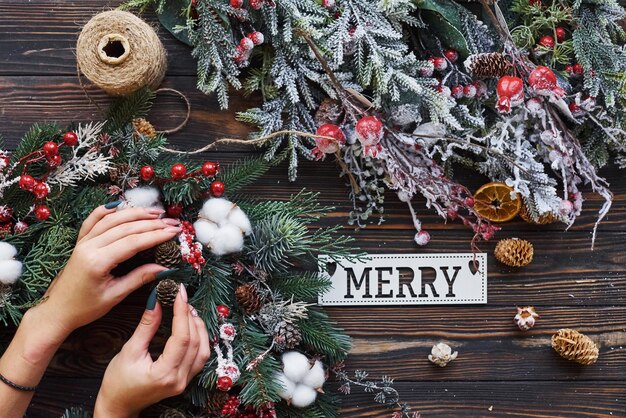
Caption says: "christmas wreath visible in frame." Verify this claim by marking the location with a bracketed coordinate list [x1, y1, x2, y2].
[0, 89, 382, 417]
[125, 0, 626, 248]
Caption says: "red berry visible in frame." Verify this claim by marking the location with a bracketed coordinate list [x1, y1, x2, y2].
[170, 163, 187, 179]
[565, 65, 574, 74]
[569, 101, 582, 115]
[555, 27, 567, 42]
[444, 49, 458, 63]
[217, 304, 231, 318]
[33, 182, 49, 199]
[0, 206, 12, 223]
[355, 116, 383, 146]
[314, 124, 346, 155]
[140, 165, 155, 181]
[239, 37, 254, 51]
[249, 0, 264, 9]
[201, 161, 219, 177]
[463, 84, 477, 99]
[322, 0, 335, 8]
[211, 180, 225, 197]
[573, 63, 584, 75]
[230, 0, 243, 7]
[217, 376, 233, 392]
[62, 131, 78, 146]
[234, 44, 247, 64]
[451, 85, 464, 99]
[539, 35, 555, 48]
[167, 203, 183, 218]
[496, 75, 524, 113]
[430, 56, 447, 71]
[34, 205, 51, 221]
[529, 0, 541, 6]
[13, 221, 28, 234]
[43, 141, 59, 157]
[465, 196, 475, 207]
[247, 31, 264, 46]
[48, 154, 62, 167]
[19, 175, 35, 191]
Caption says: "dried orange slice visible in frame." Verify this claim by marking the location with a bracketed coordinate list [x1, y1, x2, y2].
[473, 182, 521, 222]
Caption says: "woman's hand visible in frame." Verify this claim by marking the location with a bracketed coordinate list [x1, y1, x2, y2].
[35, 203, 181, 341]
[94, 284, 211, 418]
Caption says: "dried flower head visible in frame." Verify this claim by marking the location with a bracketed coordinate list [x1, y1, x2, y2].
[428, 342, 458, 367]
[514, 306, 539, 331]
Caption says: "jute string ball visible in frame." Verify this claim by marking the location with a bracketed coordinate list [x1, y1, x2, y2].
[76, 10, 167, 96]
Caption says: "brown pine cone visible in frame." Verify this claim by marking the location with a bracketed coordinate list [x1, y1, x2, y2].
[159, 409, 186, 418]
[314, 98, 343, 126]
[206, 390, 230, 415]
[273, 321, 302, 352]
[552, 328, 599, 365]
[156, 279, 179, 307]
[155, 240, 182, 269]
[494, 238, 533, 267]
[109, 163, 131, 183]
[464, 52, 512, 78]
[133, 118, 157, 140]
[519, 204, 556, 225]
[235, 283, 263, 314]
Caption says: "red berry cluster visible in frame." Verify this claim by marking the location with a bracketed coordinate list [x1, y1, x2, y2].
[220, 396, 276, 418]
[235, 31, 265, 64]
[565, 63, 584, 78]
[139, 161, 225, 197]
[425, 49, 488, 101]
[179, 221, 205, 272]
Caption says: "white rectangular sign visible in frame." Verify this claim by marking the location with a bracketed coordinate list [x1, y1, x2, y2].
[318, 253, 487, 305]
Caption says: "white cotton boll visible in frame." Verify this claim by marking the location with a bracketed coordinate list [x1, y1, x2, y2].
[290, 384, 317, 408]
[199, 198, 235, 225]
[227, 206, 252, 235]
[119, 186, 163, 211]
[0, 260, 22, 284]
[193, 219, 219, 246]
[275, 372, 296, 401]
[301, 360, 326, 389]
[282, 351, 311, 383]
[209, 225, 244, 256]
[0, 242, 18, 260]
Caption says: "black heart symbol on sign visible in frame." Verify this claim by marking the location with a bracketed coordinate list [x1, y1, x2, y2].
[326, 262, 337, 276]
[468, 259, 479, 275]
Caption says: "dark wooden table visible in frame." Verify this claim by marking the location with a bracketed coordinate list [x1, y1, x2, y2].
[1, 1, 625, 416]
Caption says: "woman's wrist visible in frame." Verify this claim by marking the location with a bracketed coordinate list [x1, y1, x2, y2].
[18, 305, 71, 365]
[94, 394, 138, 418]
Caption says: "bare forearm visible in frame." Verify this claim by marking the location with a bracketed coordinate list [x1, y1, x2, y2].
[0, 305, 69, 417]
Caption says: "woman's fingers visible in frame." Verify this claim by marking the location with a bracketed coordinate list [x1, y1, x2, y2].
[190, 314, 211, 376]
[77, 204, 119, 242]
[101, 227, 181, 267]
[111, 264, 167, 299]
[91, 218, 180, 248]
[159, 285, 191, 369]
[179, 305, 201, 381]
[82, 207, 164, 242]
[125, 289, 163, 355]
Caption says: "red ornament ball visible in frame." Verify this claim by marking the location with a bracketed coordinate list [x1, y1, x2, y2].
[33, 182, 49, 199]
[140, 165, 155, 181]
[42, 141, 59, 157]
[48, 154, 62, 167]
[230, 0, 243, 7]
[217, 376, 233, 392]
[167, 203, 184, 218]
[451, 85, 464, 99]
[13, 221, 28, 234]
[314, 123, 346, 155]
[217, 304, 231, 318]
[555, 27, 567, 42]
[539, 35, 555, 48]
[444, 49, 459, 63]
[430, 56, 448, 71]
[201, 161, 219, 177]
[34, 205, 51, 221]
[247, 31, 264, 46]
[19, 174, 36, 191]
[62, 131, 79, 147]
[355, 116, 384, 146]
[211, 180, 225, 197]
[170, 163, 187, 180]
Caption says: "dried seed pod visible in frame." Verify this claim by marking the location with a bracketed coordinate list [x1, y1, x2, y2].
[551, 328, 599, 365]
[494, 238, 534, 267]
[514, 306, 539, 331]
[428, 342, 458, 367]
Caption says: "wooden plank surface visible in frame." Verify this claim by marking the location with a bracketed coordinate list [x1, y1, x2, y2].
[0, 1, 625, 417]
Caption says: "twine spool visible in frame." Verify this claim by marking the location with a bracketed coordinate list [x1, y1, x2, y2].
[76, 10, 167, 96]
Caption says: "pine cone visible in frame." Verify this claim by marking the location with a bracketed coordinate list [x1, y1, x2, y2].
[133, 118, 157, 140]
[552, 328, 599, 365]
[314, 98, 343, 126]
[159, 409, 186, 418]
[235, 283, 263, 314]
[464, 52, 512, 78]
[273, 321, 302, 352]
[155, 240, 182, 269]
[206, 391, 230, 414]
[494, 238, 534, 267]
[156, 279, 179, 307]
[519, 204, 556, 225]
[109, 163, 131, 183]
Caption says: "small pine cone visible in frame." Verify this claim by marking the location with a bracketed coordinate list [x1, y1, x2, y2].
[206, 391, 230, 414]
[155, 240, 182, 269]
[464, 52, 512, 78]
[159, 409, 186, 418]
[235, 283, 263, 314]
[519, 204, 556, 225]
[273, 321, 302, 352]
[314, 98, 343, 126]
[552, 328, 599, 365]
[494, 238, 533, 267]
[156, 279, 179, 307]
[109, 163, 131, 183]
[133, 118, 157, 140]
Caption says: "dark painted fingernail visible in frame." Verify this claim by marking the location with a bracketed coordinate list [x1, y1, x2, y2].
[156, 269, 179, 280]
[146, 287, 157, 310]
[104, 200, 122, 209]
